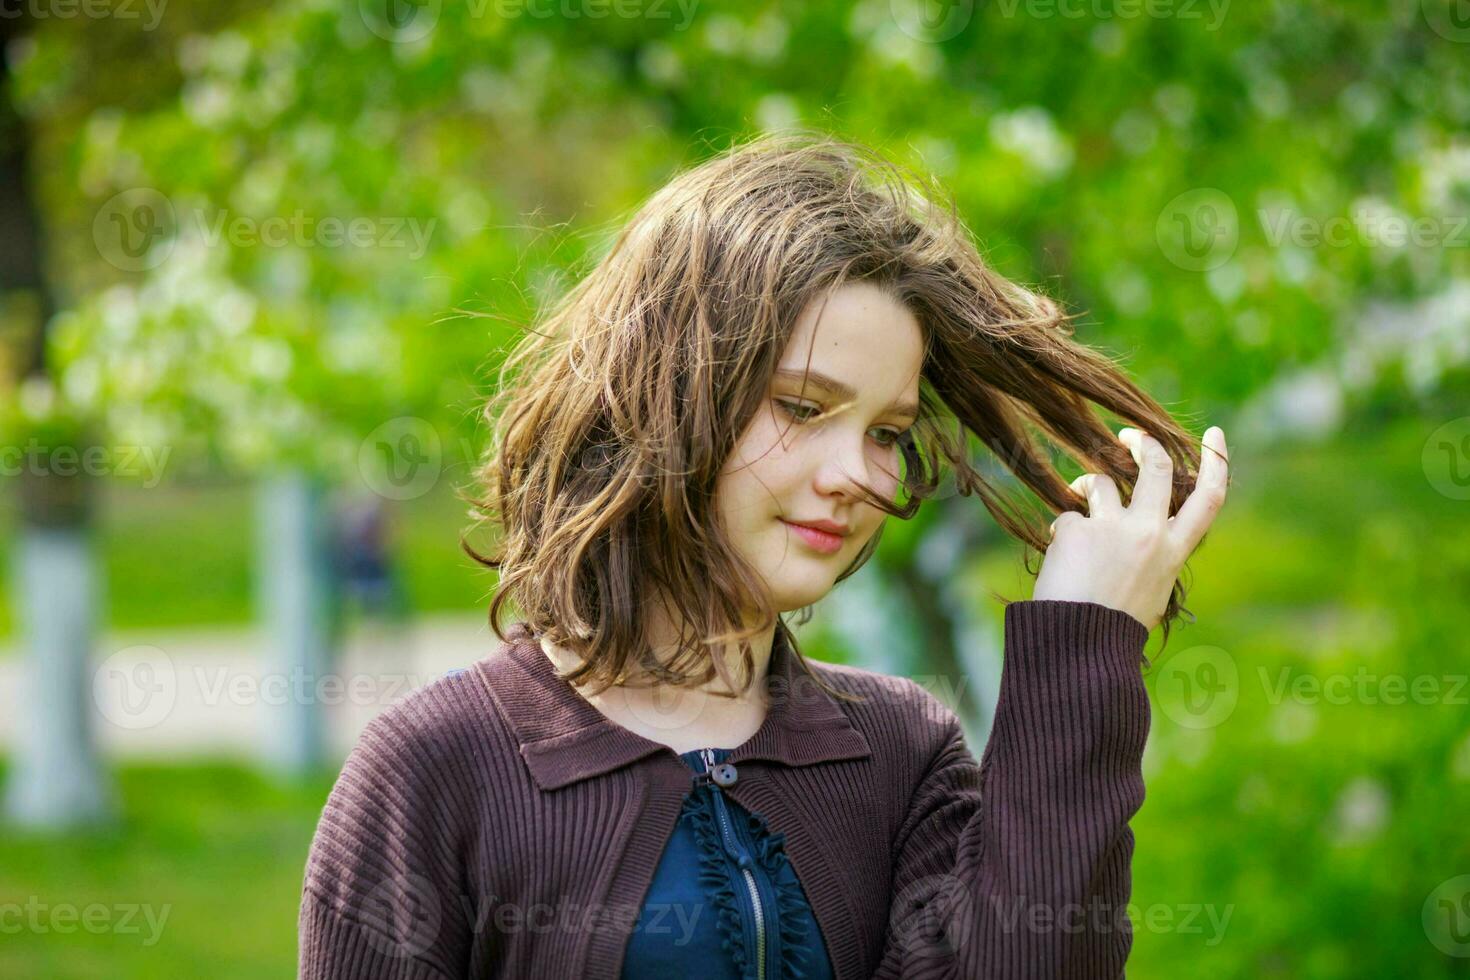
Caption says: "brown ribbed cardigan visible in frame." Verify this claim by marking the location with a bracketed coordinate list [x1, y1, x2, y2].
[298, 598, 1151, 979]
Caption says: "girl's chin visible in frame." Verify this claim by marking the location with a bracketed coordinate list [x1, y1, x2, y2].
[766, 573, 835, 610]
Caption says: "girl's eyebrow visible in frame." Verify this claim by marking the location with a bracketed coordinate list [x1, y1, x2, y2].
[773, 367, 919, 422]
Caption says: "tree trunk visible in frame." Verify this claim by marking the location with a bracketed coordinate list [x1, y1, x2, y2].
[1, 13, 115, 830]
[3, 504, 114, 828]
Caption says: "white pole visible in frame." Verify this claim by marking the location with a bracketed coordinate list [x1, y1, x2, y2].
[256, 469, 336, 776]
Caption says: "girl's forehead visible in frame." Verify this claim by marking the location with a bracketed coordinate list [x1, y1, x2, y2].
[785, 283, 921, 347]
[776, 285, 924, 406]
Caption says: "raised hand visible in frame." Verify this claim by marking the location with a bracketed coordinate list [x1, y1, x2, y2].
[1031, 426, 1230, 631]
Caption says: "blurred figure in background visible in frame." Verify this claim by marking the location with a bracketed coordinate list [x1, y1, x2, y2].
[328, 489, 411, 661]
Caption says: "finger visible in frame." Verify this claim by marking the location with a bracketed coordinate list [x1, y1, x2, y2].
[1119, 427, 1174, 520]
[1048, 510, 1083, 540]
[1070, 472, 1123, 518]
[1170, 426, 1229, 553]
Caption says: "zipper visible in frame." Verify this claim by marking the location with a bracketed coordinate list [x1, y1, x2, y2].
[700, 747, 777, 980]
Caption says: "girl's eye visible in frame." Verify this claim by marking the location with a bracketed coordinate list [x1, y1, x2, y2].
[871, 428, 906, 449]
[777, 400, 907, 448]
[775, 400, 821, 423]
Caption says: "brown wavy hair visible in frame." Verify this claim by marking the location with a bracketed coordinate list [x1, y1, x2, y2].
[462, 130, 1214, 702]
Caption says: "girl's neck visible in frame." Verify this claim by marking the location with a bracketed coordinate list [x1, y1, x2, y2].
[538, 627, 775, 755]
[539, 624, 776, 698]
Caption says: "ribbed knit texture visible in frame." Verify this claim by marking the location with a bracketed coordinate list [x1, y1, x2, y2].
[298, 598, 1151, 979]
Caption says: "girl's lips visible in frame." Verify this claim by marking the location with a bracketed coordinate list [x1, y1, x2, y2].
[780, 519, 845, 554]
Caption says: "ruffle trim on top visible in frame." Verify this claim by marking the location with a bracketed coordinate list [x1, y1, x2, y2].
[682, 787, 818, 979]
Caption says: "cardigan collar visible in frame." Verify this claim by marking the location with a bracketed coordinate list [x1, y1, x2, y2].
[480, 620, 872, 791]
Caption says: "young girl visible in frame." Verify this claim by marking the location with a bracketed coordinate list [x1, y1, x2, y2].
[298, 133, 1229, 979]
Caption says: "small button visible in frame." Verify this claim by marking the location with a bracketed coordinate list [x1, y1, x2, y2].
[711, 762, 738, 787]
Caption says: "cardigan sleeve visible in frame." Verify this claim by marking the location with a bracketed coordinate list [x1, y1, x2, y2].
[297, 705, 474, 980]
[871, 599, 1152, 980]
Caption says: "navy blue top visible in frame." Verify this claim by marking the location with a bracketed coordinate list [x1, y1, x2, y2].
[620, 746, 834, 980]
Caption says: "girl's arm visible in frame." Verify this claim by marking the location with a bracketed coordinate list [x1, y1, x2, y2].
[298, 705, 473, 980]
[872, 598, 1150, 979]
[873, 426, 1228, 977]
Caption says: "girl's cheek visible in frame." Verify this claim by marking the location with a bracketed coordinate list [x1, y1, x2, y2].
[868, 445, 902, 481]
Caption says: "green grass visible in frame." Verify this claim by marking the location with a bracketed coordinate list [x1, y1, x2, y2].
[0, 760, 337, 979]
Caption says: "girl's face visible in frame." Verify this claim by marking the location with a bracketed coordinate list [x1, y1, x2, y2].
[716, 281, 924, 612]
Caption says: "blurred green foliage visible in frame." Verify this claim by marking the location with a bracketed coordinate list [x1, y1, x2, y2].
[8, 0, 1469, 461]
